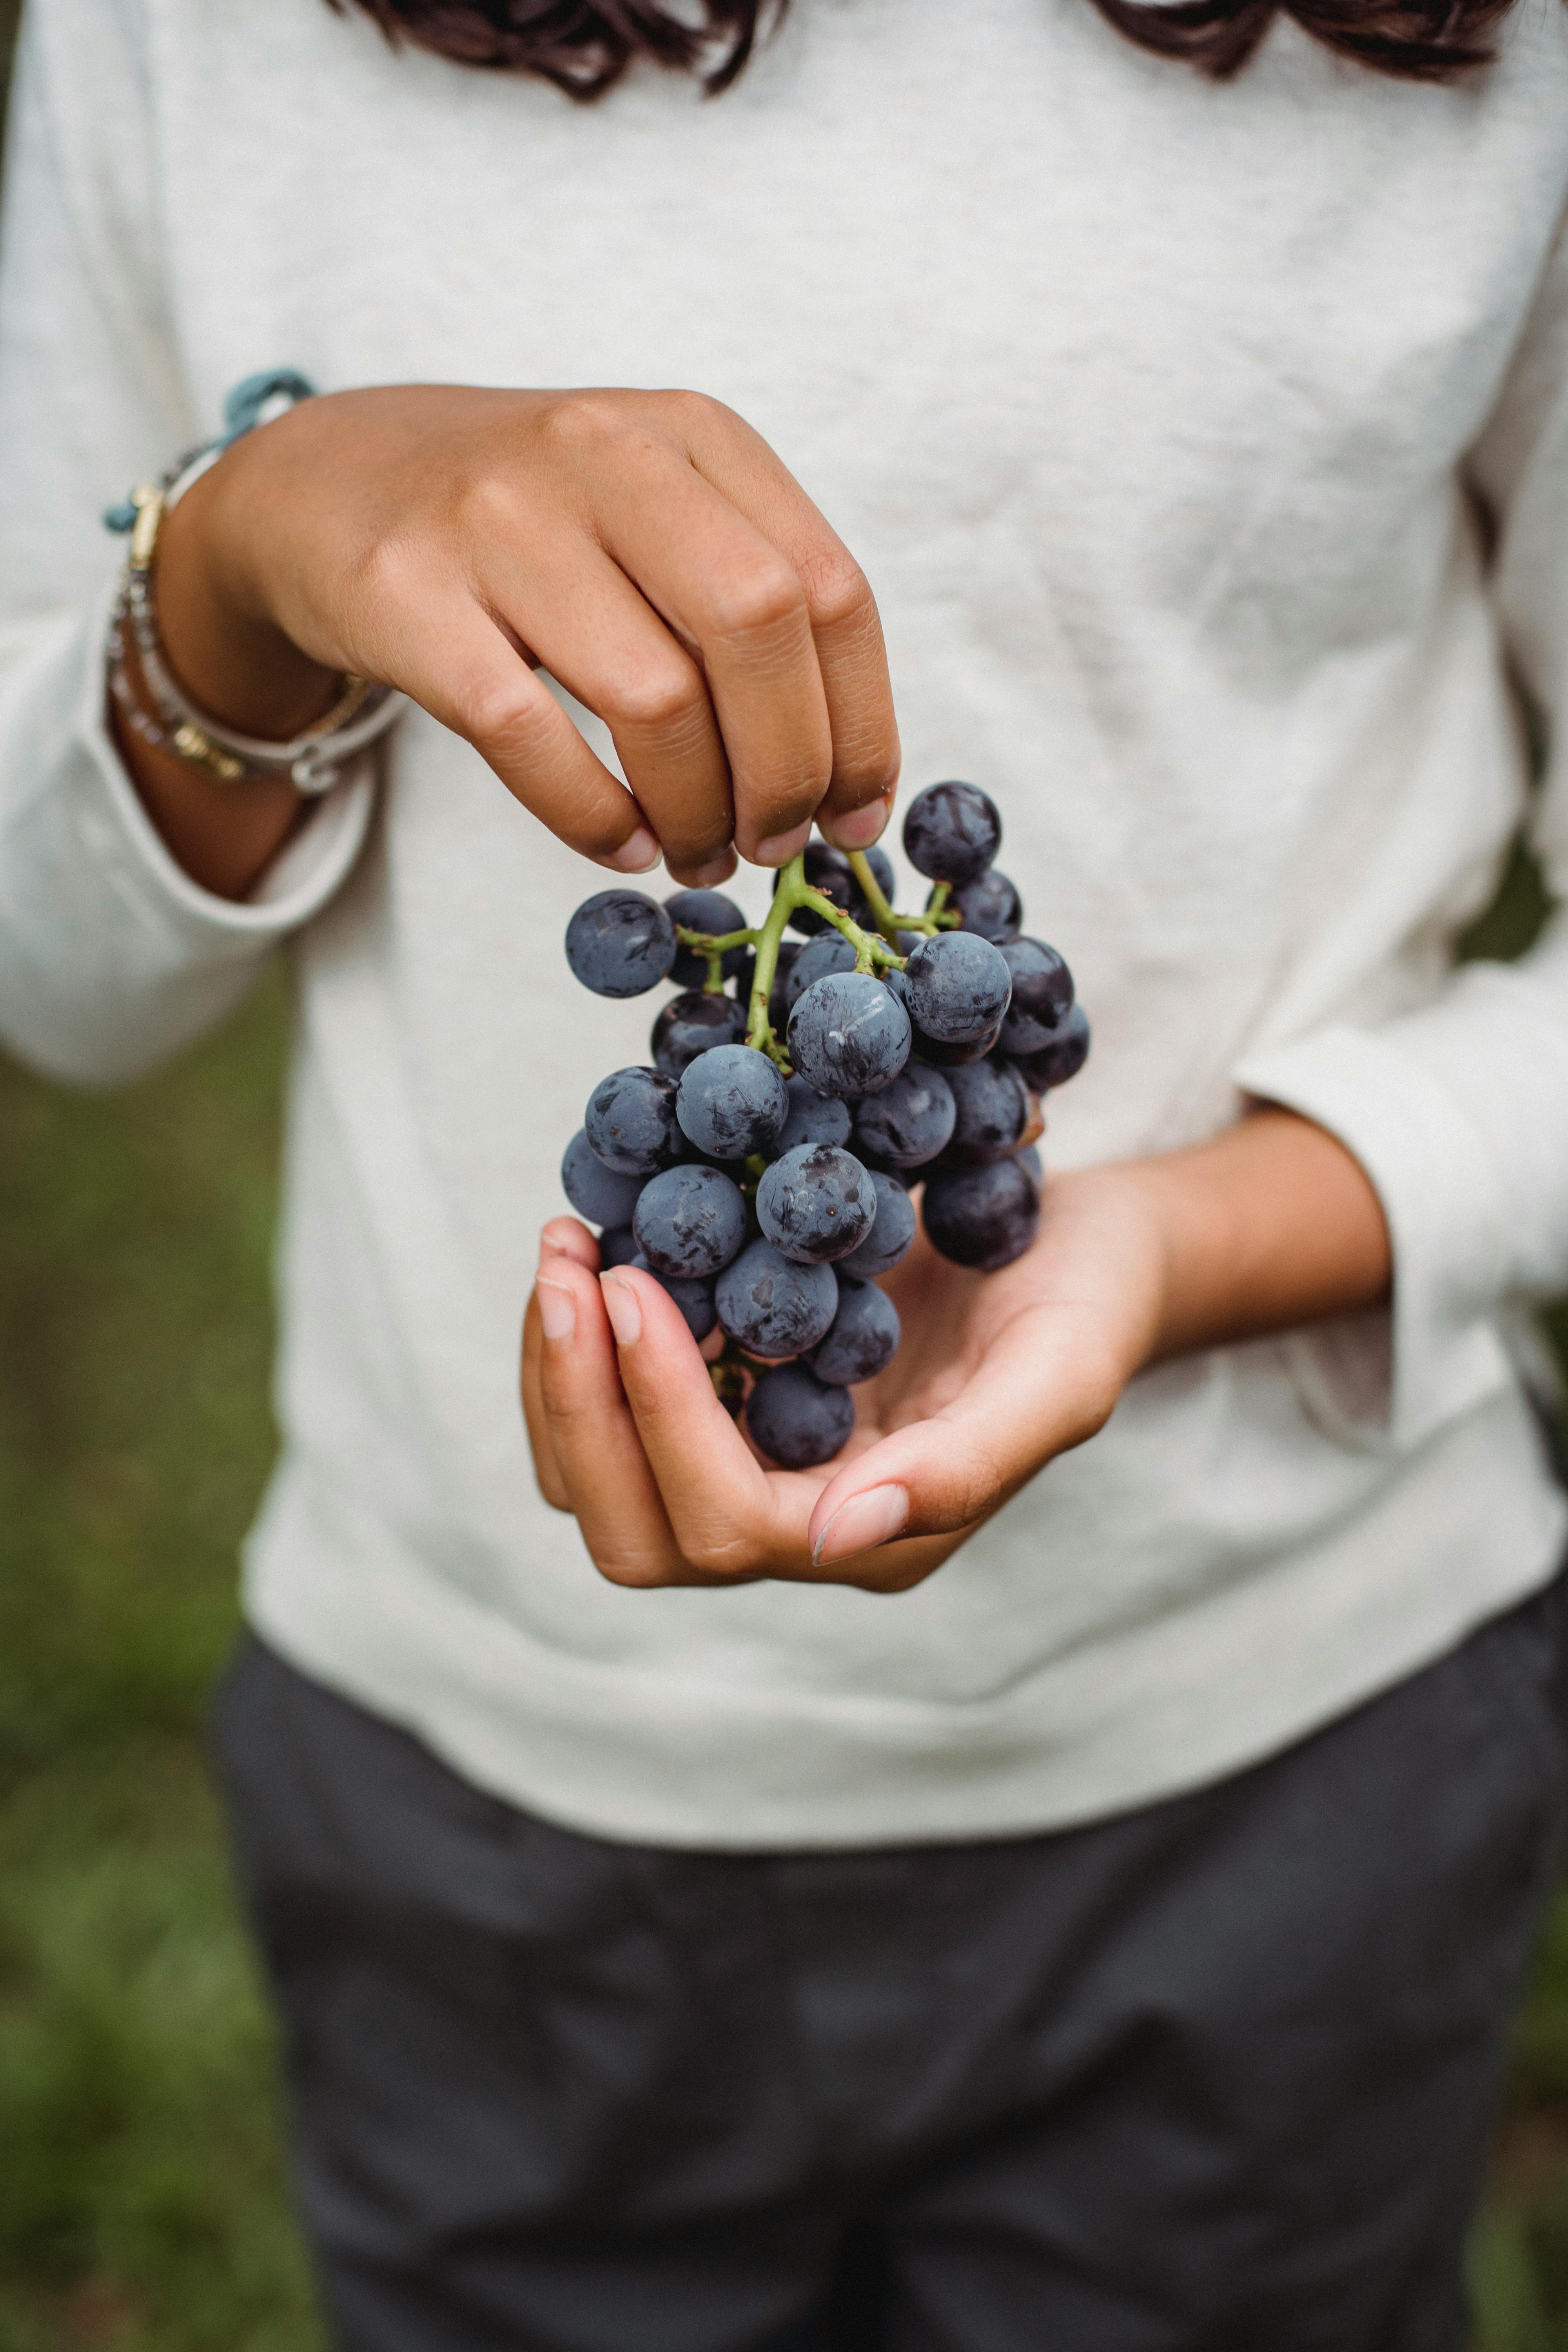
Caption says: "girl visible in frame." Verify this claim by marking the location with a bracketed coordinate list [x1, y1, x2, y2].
[2, 0, 1567, 2341]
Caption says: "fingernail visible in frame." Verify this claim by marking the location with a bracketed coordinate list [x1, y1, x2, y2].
[607, 826, 661, 874]
[536, 1279, 576, 1342]
[812, 1483, 909, 1566]
[754, 823, 811, 868]
[601, 1274, 642, 1347]
[826, 799, 890, 850]
[682, 851, 739, 888]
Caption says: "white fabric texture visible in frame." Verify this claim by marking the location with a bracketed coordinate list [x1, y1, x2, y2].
[3, 0, 1568, 1847]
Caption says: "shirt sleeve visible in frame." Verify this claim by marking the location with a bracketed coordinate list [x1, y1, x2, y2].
[1232, 201, 1568, 1452]
[0, 0, 374, 1089]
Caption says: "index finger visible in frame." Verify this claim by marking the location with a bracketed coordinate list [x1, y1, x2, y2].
[531, 1255, 688, 1585]
[598, 1268, 817, 1576]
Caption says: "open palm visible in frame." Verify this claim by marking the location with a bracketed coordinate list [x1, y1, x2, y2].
[522, 1164, 1164, 1592]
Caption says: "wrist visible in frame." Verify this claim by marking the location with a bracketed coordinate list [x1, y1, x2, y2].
[1041, 1159, 1173, 1389]
[1094, 1109, 1392, 1366]
[156, 452, 339, 742]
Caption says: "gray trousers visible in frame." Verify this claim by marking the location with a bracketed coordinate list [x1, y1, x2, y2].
[212, 1575, 1568, 2352]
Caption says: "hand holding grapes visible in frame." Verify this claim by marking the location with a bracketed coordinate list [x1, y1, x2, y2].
[526, 779, 1118, 1584]
[524, 1172, 1162, 1590]
[524, 1118, 1393, 1592]
[524, 778, 1393, 1588]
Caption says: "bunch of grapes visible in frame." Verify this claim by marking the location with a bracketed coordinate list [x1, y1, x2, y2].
[559, 781, 1089, 1468]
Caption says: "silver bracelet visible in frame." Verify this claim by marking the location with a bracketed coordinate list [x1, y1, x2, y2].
[105, 370, 407, 797]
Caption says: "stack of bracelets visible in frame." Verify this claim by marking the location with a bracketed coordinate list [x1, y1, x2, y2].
[105, 369, 407, 797]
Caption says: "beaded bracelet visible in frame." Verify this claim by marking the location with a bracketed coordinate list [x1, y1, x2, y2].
[105, 370, 406, 797]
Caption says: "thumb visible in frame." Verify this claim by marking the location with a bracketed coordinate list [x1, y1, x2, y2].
[805, 1308, 1122, 1569]
[805, 1414, 1004, 1569]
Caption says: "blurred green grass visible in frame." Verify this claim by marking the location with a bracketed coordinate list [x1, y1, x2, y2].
[0, 967, 323, 2351]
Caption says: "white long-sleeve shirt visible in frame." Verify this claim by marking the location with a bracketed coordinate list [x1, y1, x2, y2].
[4, 0, 1568, 1848]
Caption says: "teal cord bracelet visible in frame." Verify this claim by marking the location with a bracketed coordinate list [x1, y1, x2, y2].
[103, 368, 318, 534]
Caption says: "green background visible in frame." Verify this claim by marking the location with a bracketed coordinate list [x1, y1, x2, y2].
[3, 9, 1568, 2344]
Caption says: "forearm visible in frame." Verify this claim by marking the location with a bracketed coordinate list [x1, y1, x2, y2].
[1116, 1105, 1392, 1364]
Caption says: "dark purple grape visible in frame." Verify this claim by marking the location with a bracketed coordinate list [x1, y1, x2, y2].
[851, 1063, 956, 1170]
[776, 1075, 853, 1155]
[835, 1172, 916, 1278]
[745, 1361, 856, 1468]
[811, 1278, 901, 1387]
[882, 957, 1005, 1091]
[944, 1060, 1031, 1167]
[633, 1165, 748, 1279]
[894, 965, 1002, 1064]
[944, 868, 1021, 945]
[788, 972, 911, 1099]
[881, 966, 915, 1019]
[599, 1225, 641, 1269]
[755, 1143, 877, 1265]
[565, 891, 677, 998]
[783, 931, 857, 1011]
[650, 989, 749, 1077]
[664, 889, 750, 988]
[716, 1240, 839, 1359]
[922, 1158, 1039, 1272]
[561, 1129, 646, 1228]
[996, 938, 1074, 1057]
[676, 1044, 788, 1160]
[776, 840, 858, 936]
[628, 1252, 717, 1341]
[1006, 1002, 1091, 1093]
[912, 1021, 1003, 1069]
[585, 1065, 685, 1176]
[1016, 1143, 1043, 1184]
[902, 782, 1001, 885]
[903, 932, 1012, 1045]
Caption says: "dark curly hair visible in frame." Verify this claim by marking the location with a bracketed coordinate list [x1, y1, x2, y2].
[330, 0, 1522, 98]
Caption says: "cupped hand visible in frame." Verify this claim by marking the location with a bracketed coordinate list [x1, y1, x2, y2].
[157, 384, 900, 884]
[520, 1166, 1167, 1593]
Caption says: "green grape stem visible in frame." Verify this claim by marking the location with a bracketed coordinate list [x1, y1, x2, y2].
[672, 922, 752, 995]
[672, 850, 964, 1070]
[845, 851, 960, 942]
[740, 870, 801, 1065]
[844, 848, 900, 937]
